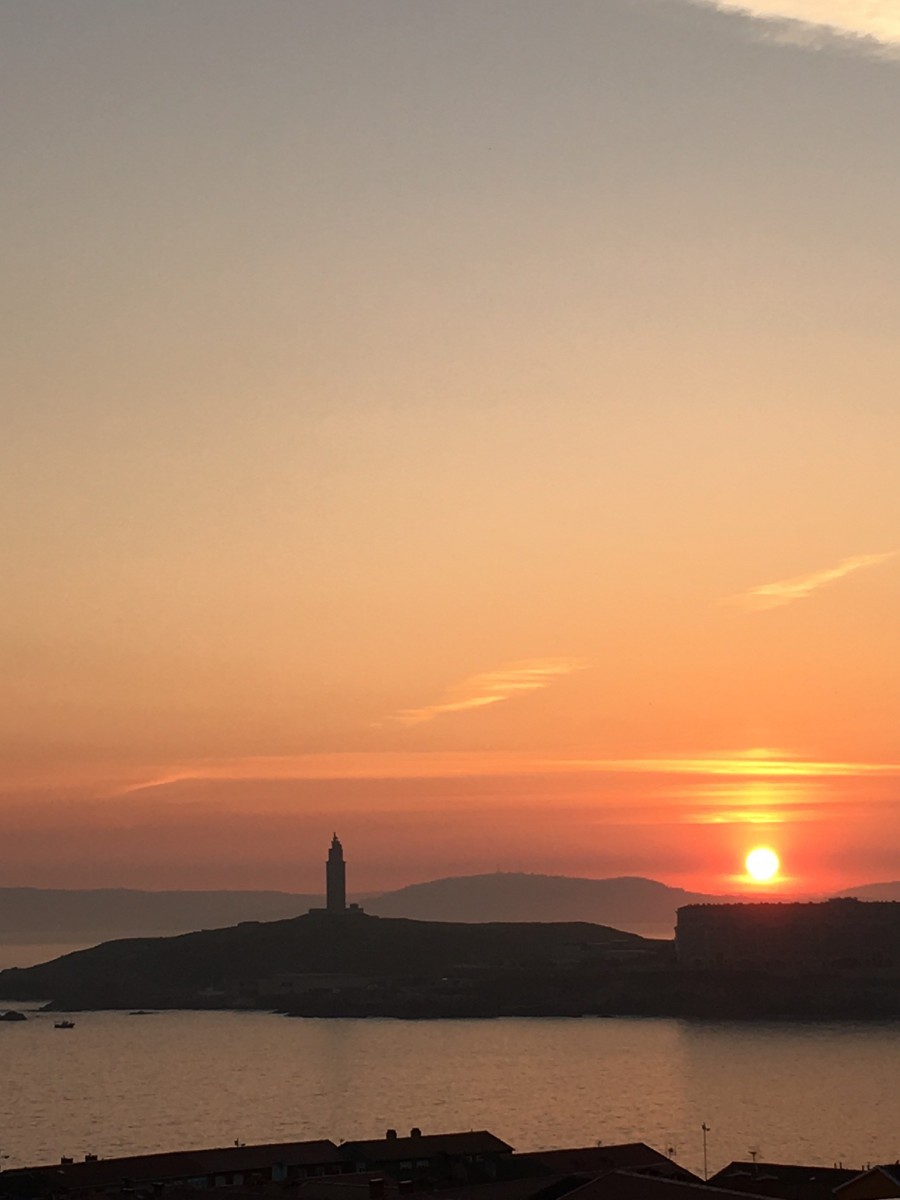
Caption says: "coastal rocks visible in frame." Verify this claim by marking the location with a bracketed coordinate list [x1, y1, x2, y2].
[0, 1009, 27, 1021]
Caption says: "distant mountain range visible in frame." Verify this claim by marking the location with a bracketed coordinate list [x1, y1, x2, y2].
[367, 874, 706, 935]
[834, 882, 900, 902]
[372, 874, 900, 934]
[1, 874, 897, 945]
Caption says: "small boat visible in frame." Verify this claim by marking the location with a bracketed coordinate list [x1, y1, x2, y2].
[54, 1020, 75, 1029]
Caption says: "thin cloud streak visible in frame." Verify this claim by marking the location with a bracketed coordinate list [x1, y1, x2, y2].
[692, 1, 900, 49]
[106, 746, 900, 801]
[379, 657, 587, 727]
[573, 752, 900, 778]
[728, 550, 896, 611]
[112, 752, 549, 797]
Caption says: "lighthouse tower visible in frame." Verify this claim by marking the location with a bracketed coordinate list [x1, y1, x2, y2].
[326, 833, 347, 913]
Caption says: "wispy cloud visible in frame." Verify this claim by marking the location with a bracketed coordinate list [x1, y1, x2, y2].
[691, 1, 900, 51]
[53, 745, 898, 802]
[379, 657, 587, 727]
[728, 550, 896, 611]
[113, 746, 900, 794]
[572, 748, 900, 778]
[112, 751, 550, 796]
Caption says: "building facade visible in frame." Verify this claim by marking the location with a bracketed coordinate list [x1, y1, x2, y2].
[676, 899, 900, 970]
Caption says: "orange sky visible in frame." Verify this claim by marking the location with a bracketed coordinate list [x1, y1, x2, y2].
[2, 0, 899, 895]
[3, 748, 898, 894]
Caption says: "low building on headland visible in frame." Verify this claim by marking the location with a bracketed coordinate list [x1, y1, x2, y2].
[256, 973, 375, 1001]
[675, 899, 900, 971]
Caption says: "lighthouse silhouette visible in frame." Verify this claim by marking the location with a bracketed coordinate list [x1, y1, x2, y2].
[326, 833, 347, 913]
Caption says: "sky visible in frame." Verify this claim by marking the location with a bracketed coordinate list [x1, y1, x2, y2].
[2, 0, 899, 896]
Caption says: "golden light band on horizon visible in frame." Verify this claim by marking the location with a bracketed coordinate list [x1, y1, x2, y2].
[90, 749, 900, 795]
[7, 748, 900, 799]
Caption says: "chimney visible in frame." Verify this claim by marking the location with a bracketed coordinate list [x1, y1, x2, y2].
[410, 1129, 421, 1139]
[61, 1158, 74, 1166]
[85, 1155, 98, 1163]
[386, 1130, 397, 1141]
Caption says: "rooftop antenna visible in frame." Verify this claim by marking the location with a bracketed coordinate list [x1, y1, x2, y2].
[702, 1124, 711, 1181]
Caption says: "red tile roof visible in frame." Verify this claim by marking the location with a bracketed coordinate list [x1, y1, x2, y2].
[834, 1166, 900, 1194]
[341, 1133, 514, 1164]
[14, 1141, 342, 1190]
[565, 1172, 774, 1200]
[710, 1164, 861, 1198]
[528, 1147, 697, 1182]
[294, 1176, 570, 1200]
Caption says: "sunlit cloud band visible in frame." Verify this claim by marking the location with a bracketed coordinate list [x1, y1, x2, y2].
[691, 0, 900, 49]
[103, 746, 900, 800]
[728, 550, 896, 611]
[379, 657, 587, 727]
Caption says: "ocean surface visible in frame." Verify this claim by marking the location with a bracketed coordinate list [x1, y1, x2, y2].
[1, 991, 897, 1179]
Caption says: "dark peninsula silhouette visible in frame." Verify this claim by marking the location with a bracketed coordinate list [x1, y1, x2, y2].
[0, 912, 658, 1015]
[0, 904, 897, 1018]
[3, 839, 898, 1018]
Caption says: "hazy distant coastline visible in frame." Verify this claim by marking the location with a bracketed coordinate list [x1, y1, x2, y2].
[1, 874, 897, 958]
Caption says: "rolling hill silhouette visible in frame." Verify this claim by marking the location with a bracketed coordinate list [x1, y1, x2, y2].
[366, 873, 710, 934]
[0, 875, 896, 946]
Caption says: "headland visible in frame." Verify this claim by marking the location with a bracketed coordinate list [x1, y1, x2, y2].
[1, 839, 897, 1020]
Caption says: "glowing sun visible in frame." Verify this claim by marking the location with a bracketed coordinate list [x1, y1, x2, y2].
[745, 846, 780, 883]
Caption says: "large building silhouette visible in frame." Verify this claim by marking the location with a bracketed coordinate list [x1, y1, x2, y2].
[676, 898, 899, 970]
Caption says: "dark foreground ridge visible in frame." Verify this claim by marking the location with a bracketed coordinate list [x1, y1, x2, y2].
[0, 1129, 718, 1200]
[0, 1125, 896, 1200]
[1, 909, 898, 1018]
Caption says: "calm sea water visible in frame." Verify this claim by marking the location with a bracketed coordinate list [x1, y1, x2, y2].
[0, 998, 897, 1179]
